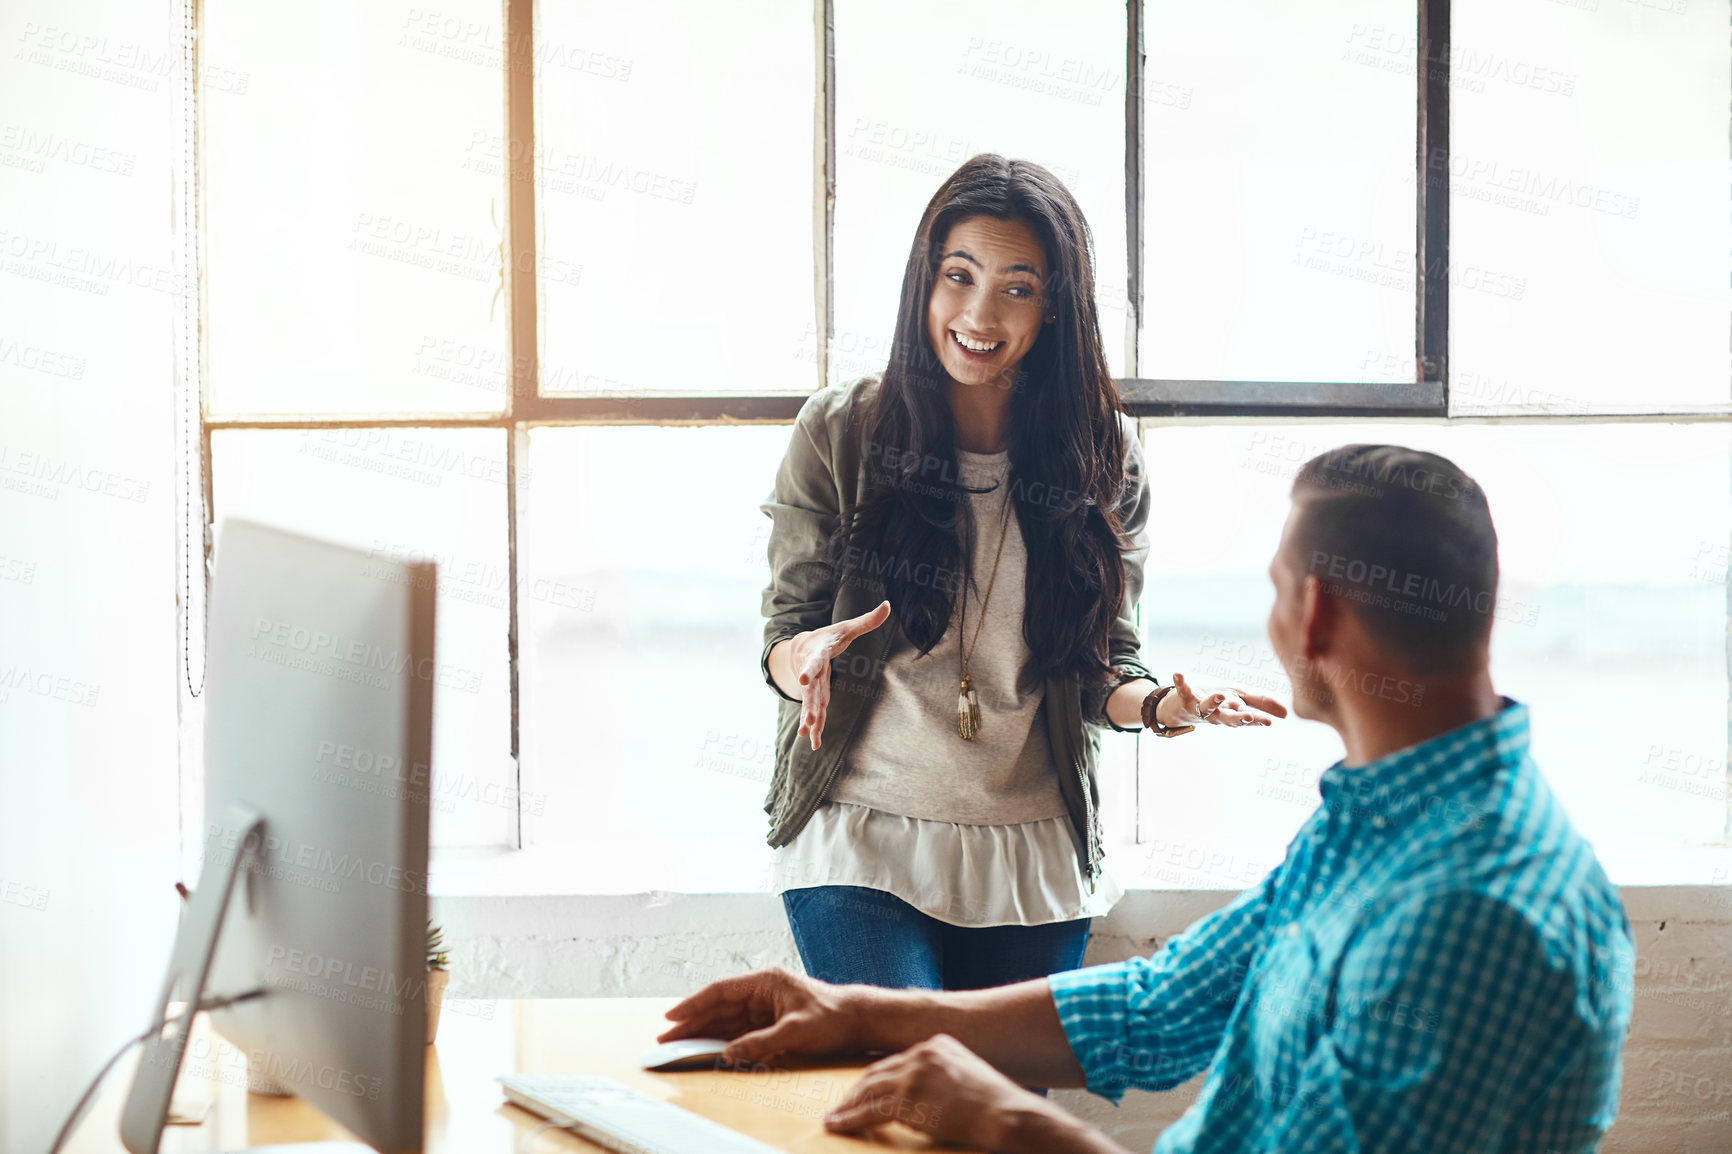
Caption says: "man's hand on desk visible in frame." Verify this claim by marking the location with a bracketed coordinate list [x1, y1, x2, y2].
[659, 967, 1134, 1153]
[824, 1033, 1131, 1153]
[658, 965, 866, 1064]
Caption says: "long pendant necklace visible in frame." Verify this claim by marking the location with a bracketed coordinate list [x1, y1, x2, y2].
[956, 469, 1014, 741]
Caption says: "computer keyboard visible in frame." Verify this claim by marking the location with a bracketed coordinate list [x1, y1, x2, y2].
[498, 1074, 788, 1154]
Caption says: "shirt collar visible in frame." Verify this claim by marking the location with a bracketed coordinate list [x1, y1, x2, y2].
[1316, 698, 1528, 832]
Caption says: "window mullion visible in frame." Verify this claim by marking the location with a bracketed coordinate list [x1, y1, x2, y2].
[1125, 0, 1144, 379]
[1417, 0, 1450, 398]
[504, 0, 538, 847]
[817, 0, 835, 391]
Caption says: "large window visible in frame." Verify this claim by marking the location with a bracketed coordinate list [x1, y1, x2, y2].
[535, 0, 817, 397]
[835, 0, 1131, 377]
[189, 0, 1730, 887]
[1139, 0, 1416, 383]
[203, 0, 509, 416]
[1451, 0, 1729, 414]
[516, 425, 791, 888]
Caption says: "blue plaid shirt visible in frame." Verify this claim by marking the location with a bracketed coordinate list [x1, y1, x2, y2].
[1050, 700, 1634, 1153]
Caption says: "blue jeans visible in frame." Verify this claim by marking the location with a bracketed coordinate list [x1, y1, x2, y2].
[781, 884, 1091, 991]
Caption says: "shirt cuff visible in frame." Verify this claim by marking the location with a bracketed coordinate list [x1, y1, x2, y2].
[1100, 667, 1158, 733]
[1047, 964, 1139, 1104]
[761, 630, 803, 703]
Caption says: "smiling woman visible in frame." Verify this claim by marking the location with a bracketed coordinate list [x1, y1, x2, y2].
[926, 216, 1053, 386]
[843, 158, 1135, 679]
[757, 154, 1285, 996]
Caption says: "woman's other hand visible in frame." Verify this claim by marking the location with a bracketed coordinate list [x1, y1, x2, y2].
[786, 600, 893, 750]
[1162, 671, 1288, 728]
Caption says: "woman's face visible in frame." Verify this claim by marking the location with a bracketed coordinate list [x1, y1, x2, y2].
[925, 215, 1052, 391]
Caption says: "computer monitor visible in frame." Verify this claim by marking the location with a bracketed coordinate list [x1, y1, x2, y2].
[121, 519, 435, 1154]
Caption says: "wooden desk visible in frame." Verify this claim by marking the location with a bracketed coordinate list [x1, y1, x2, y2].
[68, 999, 946, 1153]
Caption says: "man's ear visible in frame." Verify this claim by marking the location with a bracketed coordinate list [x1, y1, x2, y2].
[1299, 574, 1336, 662]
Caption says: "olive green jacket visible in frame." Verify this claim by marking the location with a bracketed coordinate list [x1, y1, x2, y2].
[757, 375, 1156, 884]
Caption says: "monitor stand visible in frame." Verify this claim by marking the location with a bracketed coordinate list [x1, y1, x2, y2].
[119, 802, 266, 1154]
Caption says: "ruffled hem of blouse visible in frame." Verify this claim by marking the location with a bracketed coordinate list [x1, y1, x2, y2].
[770, 801, 1124, 927]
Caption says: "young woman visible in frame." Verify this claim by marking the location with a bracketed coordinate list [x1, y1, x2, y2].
[758, 154, 1283, 992]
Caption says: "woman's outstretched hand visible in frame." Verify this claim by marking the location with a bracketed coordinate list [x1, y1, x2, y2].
[786, 600, 893, 751]
[1163, 671, 1288, 728]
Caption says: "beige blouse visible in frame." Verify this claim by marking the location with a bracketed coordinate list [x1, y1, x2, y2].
[772, 448, 1123, 927]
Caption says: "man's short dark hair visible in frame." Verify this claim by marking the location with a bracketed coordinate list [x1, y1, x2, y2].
[1288, 445, 1498, 672]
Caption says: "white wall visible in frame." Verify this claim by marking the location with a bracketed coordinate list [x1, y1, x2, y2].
[0, 1, 183, 1151]
[435, 887, 1732, 1152]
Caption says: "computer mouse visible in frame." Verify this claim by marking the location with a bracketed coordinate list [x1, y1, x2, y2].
[637, 1037, 733, 1072]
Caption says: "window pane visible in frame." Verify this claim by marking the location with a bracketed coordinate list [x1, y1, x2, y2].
[834, 0, 1129, 380]
[535, 1, 816, 396]
[1451, 2, 1730, 413]
[211, 429, 516, 847]
[1133, 422, 1730, 887]
[1138, 1, 1415, 383]
[204, 1, 509, 416]
[519, 426, 788, 890]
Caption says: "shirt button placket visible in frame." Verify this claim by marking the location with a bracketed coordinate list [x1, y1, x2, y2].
[1316, 817, 1347, 907]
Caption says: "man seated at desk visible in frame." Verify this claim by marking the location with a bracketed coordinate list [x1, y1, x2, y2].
[663, 444, 1636, 1154]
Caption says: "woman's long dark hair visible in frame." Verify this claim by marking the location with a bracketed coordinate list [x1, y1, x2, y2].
[828, 154, 1133, 689]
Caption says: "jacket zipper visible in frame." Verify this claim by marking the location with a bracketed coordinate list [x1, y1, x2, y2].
[1066, 686, 1100, 890]
[785, 745, 849, 846]
[1073, 744, 1098, 891]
